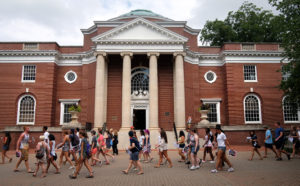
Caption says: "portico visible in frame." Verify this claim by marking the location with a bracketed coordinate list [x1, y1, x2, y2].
[93, 18, 188, 135]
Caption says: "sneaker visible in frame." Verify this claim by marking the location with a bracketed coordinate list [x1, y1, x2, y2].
[211, 169, 218, 173]
[196, 165, 200, 169]
[228, 167, 234, 172]
[210, 161, 215, 164]
[98, 161, 103, 166]
[202, 160, 206, 163]
[190, 166, 196, 170]
[69, 166, 75, 170]
[185, 161, 191, 165]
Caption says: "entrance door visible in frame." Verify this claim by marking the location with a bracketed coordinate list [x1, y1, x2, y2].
[133, 109, 146, 130]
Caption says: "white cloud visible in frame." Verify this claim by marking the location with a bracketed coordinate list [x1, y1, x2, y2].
[0, 0, 277, 45]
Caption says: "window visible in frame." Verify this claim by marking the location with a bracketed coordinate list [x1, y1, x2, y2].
[244, 65, 257, 82]
[244, 94, 262, 124]
[283, 97, 300, 123]
[202, 99, 221, 124]
[17, 95, 36, 125]
[204, 71, 217, 84]
[131, 67, 149, 95]
[59, 99, 80, 124]
[22, 65, 36, 82]
[64, 71, 77, 84]
[23, 43, 38, 50]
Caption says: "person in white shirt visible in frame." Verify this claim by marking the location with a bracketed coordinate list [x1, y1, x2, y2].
[211, 125, 234, 173]
[154, 129, 172, 168]
[203, 128, 214, 163]
[43, 126, 49, 145]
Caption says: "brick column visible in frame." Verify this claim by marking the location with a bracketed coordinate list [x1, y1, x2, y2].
[147, 52, 159, 129]
[121, 52, 133, 129]
[94, 52, 106, 128]
[174, 52, 186, 129]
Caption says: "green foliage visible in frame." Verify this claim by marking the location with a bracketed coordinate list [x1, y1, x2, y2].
[199, 104, 210, 111]
[200, 1, 283, 46]
[269, 0, 300, 107]
[68, 104, 82, 112]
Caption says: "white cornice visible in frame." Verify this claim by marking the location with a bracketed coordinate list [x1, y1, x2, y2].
[222, 50, 283, 57]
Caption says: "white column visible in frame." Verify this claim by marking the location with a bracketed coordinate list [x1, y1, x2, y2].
[104, 58, 108, 123]
[121, 52, 133, 129]
[174, 52, 186, 128]
[147, 52, 159, 129]
[94, 52, 106, 128]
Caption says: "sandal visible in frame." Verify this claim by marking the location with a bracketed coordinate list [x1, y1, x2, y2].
[9, 158, 13, 163]
[154, 165, 160, 168]
[122, 170, 128, 174]
[32, 173, 37, 177]
[27, 170, 34, 173]
[86, 175, 94, 178]
[69, 175, 77, 179]
[13, 169, 20, 172]
[137, 172, 144, 175]
[54, 171, 61, 174]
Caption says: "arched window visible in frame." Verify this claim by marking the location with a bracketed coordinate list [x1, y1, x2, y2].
[283, 97, 300, 123]
[244, 94, 262, 123]
[131, 67, 149, 95]
[17, 95, 36, 125]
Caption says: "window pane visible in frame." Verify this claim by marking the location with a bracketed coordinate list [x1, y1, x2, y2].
[207, 103, 218, 123]
[63, 104, 74, 123]
[131, 68, 149, 94]
[19, 96, 35, 123]
[283, 98, 299, 121]
[244, 95, 260, 122]
[244, 65, 256, 81]
[23, 65, 36, 81]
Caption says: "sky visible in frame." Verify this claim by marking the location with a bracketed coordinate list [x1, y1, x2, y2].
[0, 0, 278, 45]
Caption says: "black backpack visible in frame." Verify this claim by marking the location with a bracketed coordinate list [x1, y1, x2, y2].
[36, 145, 45, 159]
[71, 134, 80, 146]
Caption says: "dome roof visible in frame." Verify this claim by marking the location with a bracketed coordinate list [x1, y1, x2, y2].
[109, 9, 172, 21]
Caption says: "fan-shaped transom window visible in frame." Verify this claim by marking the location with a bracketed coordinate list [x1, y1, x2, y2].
[17, 95, 36, 124]
[244, 94, 261, 123]
[131, 67, 149, 94]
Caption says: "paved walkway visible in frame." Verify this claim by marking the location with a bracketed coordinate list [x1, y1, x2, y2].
[1, 148, 300, 186]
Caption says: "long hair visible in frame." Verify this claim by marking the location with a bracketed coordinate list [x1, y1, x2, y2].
[160, 130, 168, 144]
[140, 129, 145, 136]
[5, 132, 11, 143]
[179, 130, 185, 137]
[49, 134, 55, 141]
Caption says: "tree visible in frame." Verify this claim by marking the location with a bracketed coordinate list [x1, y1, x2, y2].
[269, 0, 300, 107]
[200, 2, 283, 46]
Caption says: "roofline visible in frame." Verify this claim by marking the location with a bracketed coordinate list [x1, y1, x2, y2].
[0, 41, 83, 48]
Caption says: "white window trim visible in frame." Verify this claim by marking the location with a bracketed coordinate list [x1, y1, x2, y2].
[59, 99, 80, 125]
[64, 70, 78, 84]
[243, 94, 262, 124]
[21, 65, 36, 83]
[202, 99, 221, 124]
[244, 65, 258, 82]
[17, 95, 36, 125]
[282, 96, 300, 124]
[204, 70, 217, 84]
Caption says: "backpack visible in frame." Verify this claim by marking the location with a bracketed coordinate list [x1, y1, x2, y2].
[85, 140, 92, 159]
[71, 134, 80, 146]
[133, 137, 142, 152]
[210, 134, 214, 142]
[36, 145, 45, 159]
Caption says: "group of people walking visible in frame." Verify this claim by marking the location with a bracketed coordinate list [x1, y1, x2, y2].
[1, 121, 299, 178]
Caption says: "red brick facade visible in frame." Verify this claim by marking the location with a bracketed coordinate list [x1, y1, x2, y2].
[0, 12, 298, 147]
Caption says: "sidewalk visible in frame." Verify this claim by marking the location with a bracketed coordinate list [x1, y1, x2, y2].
[0, 149, 299, 186]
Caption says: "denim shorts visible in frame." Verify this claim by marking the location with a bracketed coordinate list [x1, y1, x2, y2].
[191, 146, 199, 154]
[218, 146, 226, 152]
[130, 151, 139, 161]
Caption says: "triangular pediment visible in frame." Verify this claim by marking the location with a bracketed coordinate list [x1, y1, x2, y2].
[92, 17, 188, 44]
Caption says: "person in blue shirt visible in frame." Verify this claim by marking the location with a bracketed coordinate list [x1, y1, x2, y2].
[263, 126, 278, 158]
[274, 122, 290, 161]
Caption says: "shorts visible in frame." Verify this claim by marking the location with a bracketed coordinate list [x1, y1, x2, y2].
[179, 144, 185, 149]
[130, 151, 139, 161]
[21, 149, 29, 161]
[275, 140, 284, 150]
[37, 154, 47, 164]
[191, 146, 199, 155]
[2, 145, 9, 151]
[143, 145, 151, 153]
[265, 143, 273, 149]
[218, 147, 226, 152]
[71, 145, 79, 152]
[204, 146, 212, 153]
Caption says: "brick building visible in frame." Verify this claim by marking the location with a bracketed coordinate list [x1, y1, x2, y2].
[0, 10, 299, 148]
